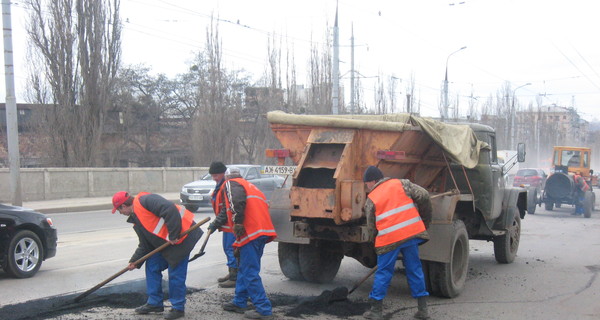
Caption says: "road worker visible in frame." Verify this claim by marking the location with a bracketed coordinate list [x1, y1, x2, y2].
[362, 166, 432, 320]
[207, 161, 238, 288]
[208, 167, 277, 319]
[112, 191, 202, 320]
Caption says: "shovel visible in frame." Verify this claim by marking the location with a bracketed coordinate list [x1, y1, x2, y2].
[74, 216, 210, 303]
[189, 228, 214, 262]
[326, 266, 378, 303]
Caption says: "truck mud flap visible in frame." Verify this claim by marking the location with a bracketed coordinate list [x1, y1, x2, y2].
[419, 223, 456, 263]
[269, 188, 309, 244]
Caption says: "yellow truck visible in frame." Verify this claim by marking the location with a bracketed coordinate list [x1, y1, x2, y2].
[266, 111, 527, 298]
[541, 146, 596, 217]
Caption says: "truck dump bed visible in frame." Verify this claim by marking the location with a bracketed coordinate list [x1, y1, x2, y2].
[267, 111, 488, 224]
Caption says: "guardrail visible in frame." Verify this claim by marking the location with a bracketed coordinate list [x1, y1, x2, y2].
[0, 167, 208, 202]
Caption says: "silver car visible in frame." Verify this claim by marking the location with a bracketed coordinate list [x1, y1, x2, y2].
[180, 164, 285, 212]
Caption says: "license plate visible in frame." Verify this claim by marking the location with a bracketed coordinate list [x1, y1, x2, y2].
[188, 195, 203, 201]
[262, 165, 296, 175]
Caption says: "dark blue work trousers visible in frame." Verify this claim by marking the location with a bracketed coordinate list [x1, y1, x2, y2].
[222, 231, 238, 268]
[369, 238, 429, 301]
[145, 252, 189, 311]
[232, 236, 272, 316]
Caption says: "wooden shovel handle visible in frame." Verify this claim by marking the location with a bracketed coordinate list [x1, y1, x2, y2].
[348, 266, 378, 295]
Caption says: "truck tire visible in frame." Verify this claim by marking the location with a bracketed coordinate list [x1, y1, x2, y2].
[494, 214, 521, 264]
[427, 220, 469, 298]
[583, 191, 593, 218]
[298, 241, 343, 283]
[527, 189, 537, 214]
[278, 242, 304, 281]
[544, 201, 554, 211]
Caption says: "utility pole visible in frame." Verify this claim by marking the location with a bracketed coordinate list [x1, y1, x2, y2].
[332, 4, 339, 115]
[350, 24, 355, 114]
[2, 0, 22, 206]
[510, 82, 531, 149]
[443, 46, 466, 121]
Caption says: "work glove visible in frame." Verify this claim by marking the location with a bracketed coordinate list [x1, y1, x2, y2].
[233, 223, 246, 238]
[208, 222, 217, 233]
[233, 247, 241, 258]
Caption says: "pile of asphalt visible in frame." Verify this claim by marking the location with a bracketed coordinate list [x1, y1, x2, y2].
[268, 292, 370, 318]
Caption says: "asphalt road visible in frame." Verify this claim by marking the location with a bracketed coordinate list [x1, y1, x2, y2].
[1, 202, 599, 319]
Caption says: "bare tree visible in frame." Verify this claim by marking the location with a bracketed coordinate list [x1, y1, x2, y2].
[188, 18, 248, 166]
[307, 28, 332, 114]
[373, 74, 385, 114]
[404, 73, 418, 114]
[25, 0, 121, 167]
[105, 65, 188, 167]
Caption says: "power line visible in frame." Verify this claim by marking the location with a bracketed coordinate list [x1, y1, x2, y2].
[553, 42, 600, 91]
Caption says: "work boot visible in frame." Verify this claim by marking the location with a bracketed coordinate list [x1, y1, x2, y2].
[414, 296, 430, 320]
[217, 267, 232, 283]
[244, 310, 274, 319]
[223, 302, 250, 314]
[219, 267, 237, 288]
[164, 308, 185, 320]
[135, 303, 164, 314]
[363, 298, 383, 319]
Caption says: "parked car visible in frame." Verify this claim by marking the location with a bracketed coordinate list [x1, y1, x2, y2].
[0, 204, 57, 278]
[513, 168, 547, 190]
[180, 164, 285, 212]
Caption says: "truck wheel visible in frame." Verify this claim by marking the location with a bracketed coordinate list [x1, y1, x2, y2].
[4, 230, 44, 278]
[422, 260, 440, 297]
[299, 241, 343, 283]
[427, 220, 469, 298]
[527, 189, 537, 214]
[583, 191, 593, 218]
[278, 242, 303, 281]
[494, 214, 521, 264]
[544, 201, 554, 211]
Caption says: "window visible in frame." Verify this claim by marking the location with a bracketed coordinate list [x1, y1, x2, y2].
[562, 150, 581, 167]
[246, 167, 259, 180]
[584, 152, 589, 168]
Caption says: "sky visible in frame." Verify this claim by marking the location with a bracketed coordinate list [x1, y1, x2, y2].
[2, 0, 600, 121]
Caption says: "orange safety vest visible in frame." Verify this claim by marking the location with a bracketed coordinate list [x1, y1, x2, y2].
[368, 179, 426, 248]
[211, 183, 233, 233]
[224, 178, 277, 247]
[133, 192, 195, 244]
[573, 174, 590, 192]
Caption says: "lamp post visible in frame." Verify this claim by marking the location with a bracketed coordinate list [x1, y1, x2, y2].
[510, 82, 531, 148]
[443, 46, 467, 121]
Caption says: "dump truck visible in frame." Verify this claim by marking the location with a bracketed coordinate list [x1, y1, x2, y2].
[266, 111, 527, 298]
[541, 146, 596, 218]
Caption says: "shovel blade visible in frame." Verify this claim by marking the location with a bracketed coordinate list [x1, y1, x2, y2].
[188, 252, 206, 262]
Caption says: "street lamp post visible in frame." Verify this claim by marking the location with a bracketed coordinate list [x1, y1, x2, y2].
[510, 82, 532, 148]
[443, 46, 467, 121]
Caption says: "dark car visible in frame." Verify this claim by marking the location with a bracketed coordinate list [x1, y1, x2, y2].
[513, 168, 547, 189]
[0, 204, 57, 278]
[180, 164, 285, 212]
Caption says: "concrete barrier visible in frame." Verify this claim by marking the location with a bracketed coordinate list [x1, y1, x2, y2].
[0, 167, 208, 202]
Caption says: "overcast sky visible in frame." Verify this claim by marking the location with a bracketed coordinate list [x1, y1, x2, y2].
[3, 0, 599, 121]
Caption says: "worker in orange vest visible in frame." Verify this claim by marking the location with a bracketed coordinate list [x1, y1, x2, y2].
[207, 161, 238, 288]
[208, 167, 277, 319]
[572, 172, 590, 215]
[112, 191, 202, 320]
[362, 166, 432, 320]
